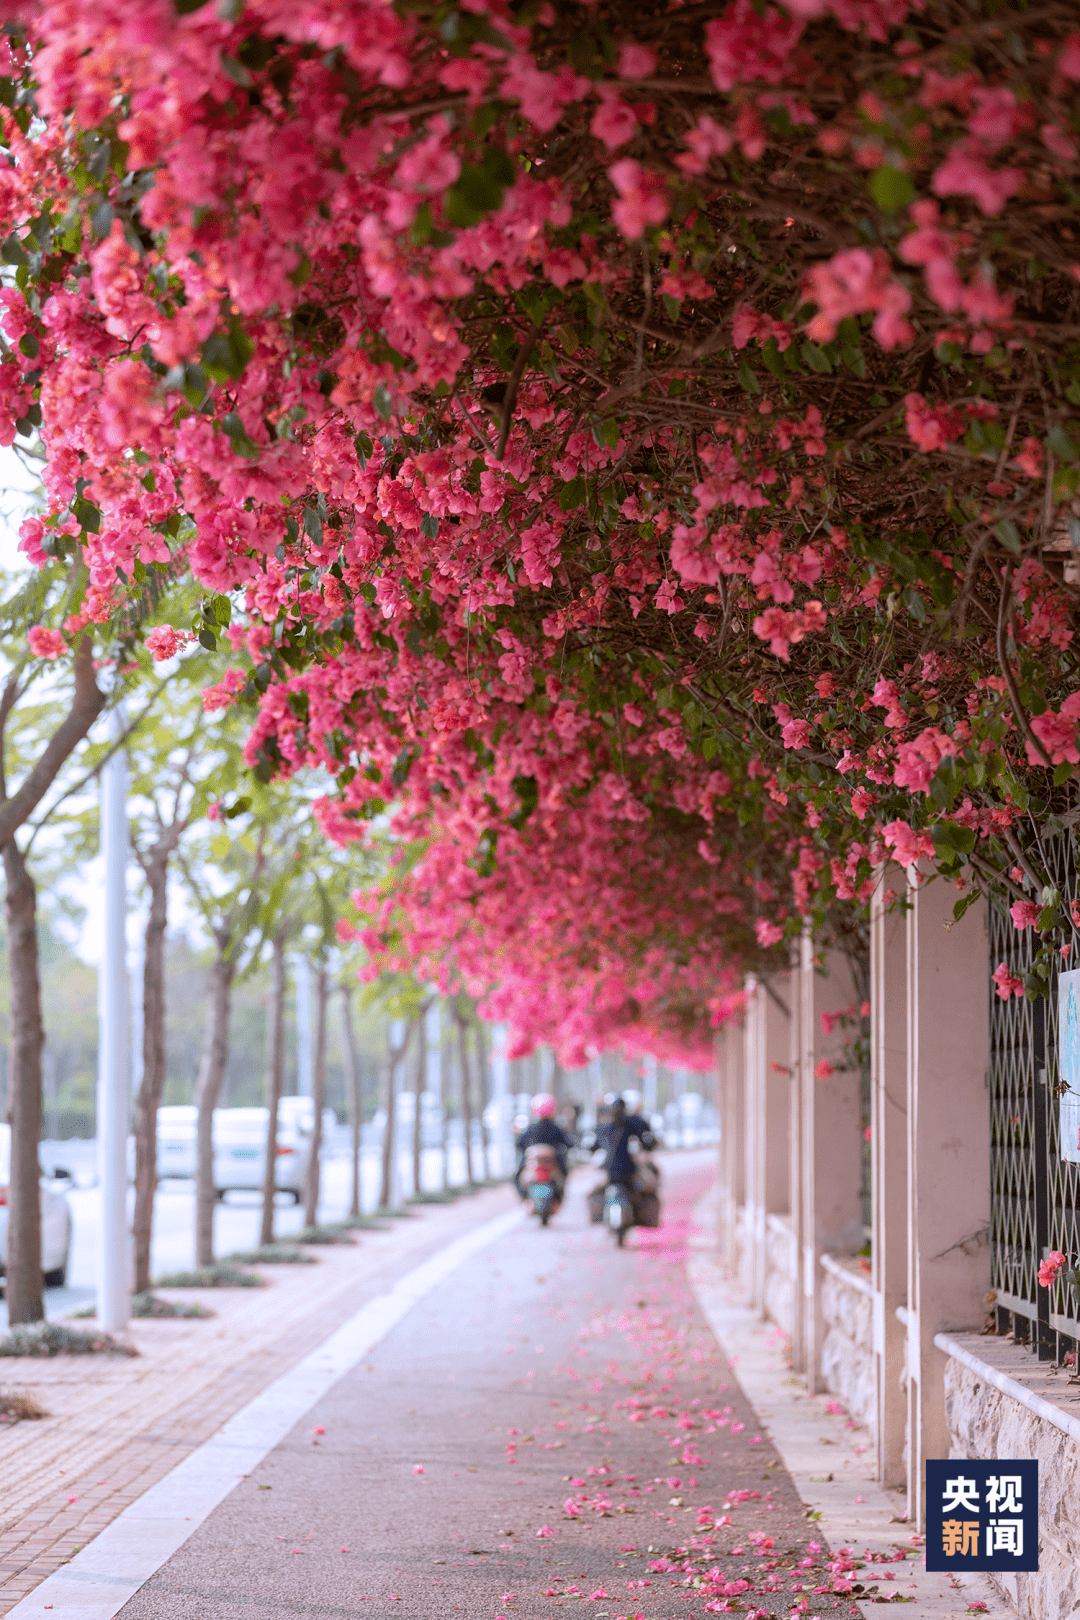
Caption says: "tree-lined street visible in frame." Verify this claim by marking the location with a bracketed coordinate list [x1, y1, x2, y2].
[0, 0, 1075, 1613]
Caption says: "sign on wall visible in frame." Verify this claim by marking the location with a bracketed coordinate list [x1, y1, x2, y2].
[1059, 967, 1080, 1163]
[925, 1460, 1038, 1572]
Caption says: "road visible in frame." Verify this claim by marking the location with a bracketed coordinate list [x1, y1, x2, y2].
[109, 1154, 859, 1620]
[19, 1147, 472, 1326]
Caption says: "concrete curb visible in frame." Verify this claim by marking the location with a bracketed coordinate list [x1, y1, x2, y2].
[688, 1187, 1017, 1620]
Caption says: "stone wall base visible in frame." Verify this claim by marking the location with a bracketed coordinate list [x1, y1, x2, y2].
[763, 1215, 794, 1340]
[819, 1259, 876, 1439]
[945, 1358, 1080, 1620]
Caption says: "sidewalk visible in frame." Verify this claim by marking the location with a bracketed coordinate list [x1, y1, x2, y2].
[0, 1185, 514, 1614]
[688, 1186, 1016, 1619]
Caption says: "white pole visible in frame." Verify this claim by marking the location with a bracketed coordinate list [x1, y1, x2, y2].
[490, 1022, 512, 1176]
[643, 1054, 658, 1117]
[294, 955, 312, 1098]
[389, 1017, 404, 1206]
[97, 739, 130, 1332]
[425, 999, 441, 1101]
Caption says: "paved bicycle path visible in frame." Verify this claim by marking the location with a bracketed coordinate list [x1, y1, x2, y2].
[107, 1153, 861, 1620]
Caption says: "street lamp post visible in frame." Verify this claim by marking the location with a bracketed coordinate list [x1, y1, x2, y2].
[294, 954, 313, 1098]
[97, 740, 130, 1332]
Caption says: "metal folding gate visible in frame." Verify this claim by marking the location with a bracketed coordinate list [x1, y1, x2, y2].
[989, 838, 1080, 1361]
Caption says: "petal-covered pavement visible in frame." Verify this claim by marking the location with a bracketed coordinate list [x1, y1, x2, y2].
[113, 1152, 870, 1620]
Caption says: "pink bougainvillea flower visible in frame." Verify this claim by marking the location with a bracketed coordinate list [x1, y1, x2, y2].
[1038, 1251, 1068, 1287]
[28, 626, 66, 660]
[145, 624, 194, 662]
[992, 963, 1024, 1001]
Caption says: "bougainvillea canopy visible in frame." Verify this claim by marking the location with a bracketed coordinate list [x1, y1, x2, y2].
[3, 0, 1080, 1060]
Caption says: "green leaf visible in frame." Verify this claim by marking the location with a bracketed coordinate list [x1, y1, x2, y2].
[558, 477, 587, 511]
[952, 889, 982, 923]
[800, 341, 832, 374]
[73, 498, 100, 534]
[902, 585, 927, 621]
[220, 52, 253, 87]
[1054, 761, 1075, 786]
[702, 735, 718, 760]
[198, 627, 218, 650]
[211, 594, 232, 627]
[1048, 424, 1079, 462]
[931, 818, 974, 864]
[869, 166, 915, 213]
[842, 344, 867, 379]
[303, 506, 324, 542]
[202, 321, 254, 383]
[737, 359, 760, 394]
[761, 338, 786, 379]
[444, 148, 515, 228]
[18, 332, 38, 359]
[220, 411, 260, 459]
[372, 382, 392, 421]
[995, 518, 1021, 554]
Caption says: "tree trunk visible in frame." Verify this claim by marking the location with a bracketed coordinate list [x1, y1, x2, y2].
[340, 985, 362, 1217]
[475, 1018, 491, 1181]
[303, 965, 328, 1228]
[132, 849, 168, 1293]
[4, 838, 43, 1323]
[456, 1013, 474, 1186]
[259, 930, 287, 1247]
[412, 1010, 426, 1198]
[194, 947, 236, 1268]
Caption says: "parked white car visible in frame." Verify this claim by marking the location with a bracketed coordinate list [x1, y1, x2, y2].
[213, 1106, 311, 1202]
[277, 1097, 337, 1141]
[156, 1105, 198, 1179]
[0, 1124, 73, 1287]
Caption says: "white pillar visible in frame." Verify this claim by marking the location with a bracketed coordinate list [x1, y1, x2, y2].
[294, 955, 312, 1097]
[97, 743, 130, 1332]
[797, 940, 863, 1389]
[906, 876, 990, 1529]
[744, 974, 790, 1313]
[788, 944, 806, 1372]
[743, 977, 763, 1303]
[871, 869, 908, 1489]
[718, 1020, 745, 1269]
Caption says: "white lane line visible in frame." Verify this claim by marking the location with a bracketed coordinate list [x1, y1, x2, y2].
[10, 1205, 524, 1620]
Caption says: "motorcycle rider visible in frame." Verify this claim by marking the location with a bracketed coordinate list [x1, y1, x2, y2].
[588, 1094, 661, 1230]
[514, 1093, 573, 1197]
[596, 1094, 657, 1186]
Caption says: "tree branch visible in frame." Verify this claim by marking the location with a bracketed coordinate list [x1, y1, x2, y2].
[0, 634, 106, 852]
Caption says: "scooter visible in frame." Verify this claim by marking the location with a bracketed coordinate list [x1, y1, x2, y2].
[519, 1143, 565, 1226]
[603, 1180, 634, 1247]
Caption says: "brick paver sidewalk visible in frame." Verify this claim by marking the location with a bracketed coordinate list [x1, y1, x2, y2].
[0, 1186, 513, 1613]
